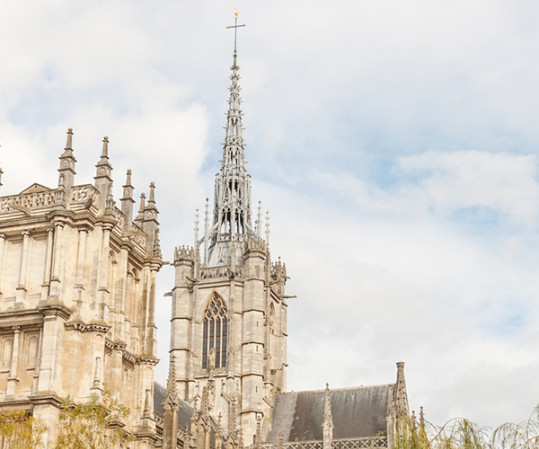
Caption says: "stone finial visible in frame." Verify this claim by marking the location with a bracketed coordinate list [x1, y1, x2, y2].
[203, 198, 210, 266]
[395, 361, 409, 417]
[134, 192, 145, 225]
[194, 209, 199, 249]
[256, 201, 262, 237]
[121, 169, 135, 228]
[94, 135, 113, 211]
[148, 182, 156, 205]
[101, 136, 109, 158]
[65, 127, 73, 150]
[265, 211, 270, 245]
[419, 406, 425, 430]
[323, 383, 334, 449]
[167, 354, 177, 397]
[139, 192, 146, 212]
[58, 127, 77, 196]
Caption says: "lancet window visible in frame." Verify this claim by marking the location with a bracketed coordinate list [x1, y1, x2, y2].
[202, 295, 228, 369]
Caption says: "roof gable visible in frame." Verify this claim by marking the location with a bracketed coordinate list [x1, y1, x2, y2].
[20, 183, 51, 194]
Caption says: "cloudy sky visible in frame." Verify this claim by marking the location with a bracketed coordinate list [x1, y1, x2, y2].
[2, 0, 539, 429]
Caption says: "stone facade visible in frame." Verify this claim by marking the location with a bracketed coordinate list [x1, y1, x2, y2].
[0, 42, 411, 449]
[0, 130, 163, 447]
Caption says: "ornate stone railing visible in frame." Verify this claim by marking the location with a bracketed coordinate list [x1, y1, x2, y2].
[264, 437, 388, 449]
[333, 437, 387, 449]
[200, 266, 242, 280]
[0, 190, 57, 213]
[71, 184, 97, 203]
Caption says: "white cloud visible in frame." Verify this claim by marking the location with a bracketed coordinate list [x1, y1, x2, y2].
[2, 0, 539, 431]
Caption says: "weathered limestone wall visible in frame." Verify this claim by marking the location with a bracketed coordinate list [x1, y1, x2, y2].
[0, 130, 163, 448]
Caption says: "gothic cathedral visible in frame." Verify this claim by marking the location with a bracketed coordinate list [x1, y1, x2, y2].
[0, 26, 410, 449]
[168, 47, 288, 444]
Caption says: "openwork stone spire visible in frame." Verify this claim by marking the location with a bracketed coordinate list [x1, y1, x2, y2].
[205, 47, 256, 267]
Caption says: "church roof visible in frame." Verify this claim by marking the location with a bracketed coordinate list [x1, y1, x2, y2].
[266, 385, 392, 443]
[154, 381, 194, 428]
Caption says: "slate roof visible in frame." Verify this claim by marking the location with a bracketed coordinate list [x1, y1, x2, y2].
[266, 385, 392, 443]
[154, 381, 194, 428]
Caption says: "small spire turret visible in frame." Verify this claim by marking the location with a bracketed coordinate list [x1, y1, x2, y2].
[162, 355, 179, 449]
[265, 211, 270, 246]
[120, 169, 135, 229]
[394, 362, 409, 417]
[135, 192, 146, 225]
[141, 182, 159, 254]
[322, 383, 334, 449]
[94, 136, 113, 211]
[58, 128, 77, 199]
[147, 181, 157, 208]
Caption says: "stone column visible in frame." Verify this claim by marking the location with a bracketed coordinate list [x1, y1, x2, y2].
[74, 228, 88, 317]
[6, 327, 21, 395]
[97, 225, 111, 321]
[49, 222, 65, 300]
[37, 306, 71, 393]
[15, 231, 30, 301]
[41, 228, 54, 300]
[0, 234, 5, 296]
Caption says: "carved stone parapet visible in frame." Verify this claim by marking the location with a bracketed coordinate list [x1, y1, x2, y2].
[200, 266, 242, 280]
[0, 190, 56, 214]
[175, 245, 196, 262]
[244, 237, 267, 255]
[64, 320, 110, 333]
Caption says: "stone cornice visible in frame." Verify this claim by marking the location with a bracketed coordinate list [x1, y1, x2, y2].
[64, 320, 110, 333]
[27, 392, 63, 408]
[37, 302, 73, 320]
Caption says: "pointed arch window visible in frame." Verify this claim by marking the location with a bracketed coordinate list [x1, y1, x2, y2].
[202, 295, 228, 370]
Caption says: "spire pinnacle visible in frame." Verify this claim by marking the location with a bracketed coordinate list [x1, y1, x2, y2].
[395, 361, 409, 417]
[65, 128, 73, 150]
[58, 127, 77, 195]
[148, 182, 156, 205]
[204, 16, 256, 267]
[101, 136, 109, 158]
[167, 354, 177, 397]
[227, 9, 245, 66]
[121, 169, 135, 228]
[138, 192, 146, 213]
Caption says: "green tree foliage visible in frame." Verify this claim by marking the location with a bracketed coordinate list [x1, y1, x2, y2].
[492, 405, 539, 449]
[393, 405, 539, 449]
[54, 392, 134, 449]
[0, 409, 46, 449]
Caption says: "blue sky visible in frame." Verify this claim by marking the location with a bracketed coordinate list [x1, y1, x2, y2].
[1, 0, 539, 429]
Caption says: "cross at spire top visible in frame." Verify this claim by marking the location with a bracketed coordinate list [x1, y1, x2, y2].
[226, 9, 245, 65]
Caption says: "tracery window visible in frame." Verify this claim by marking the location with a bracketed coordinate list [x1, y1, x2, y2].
[202, 295, 228, 370]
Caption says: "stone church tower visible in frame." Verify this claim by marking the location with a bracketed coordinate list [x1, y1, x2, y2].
[169, 47, 289, 444]
[0, 131, 163, 446]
